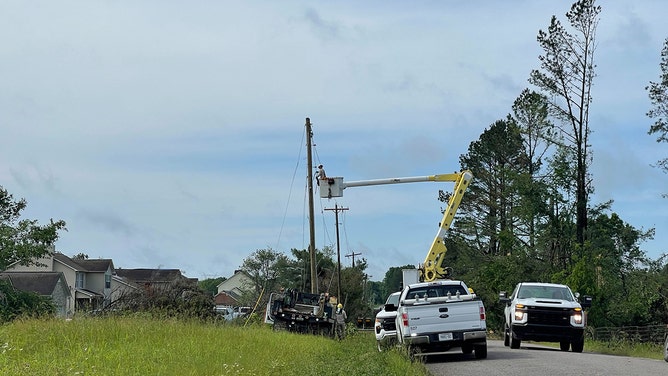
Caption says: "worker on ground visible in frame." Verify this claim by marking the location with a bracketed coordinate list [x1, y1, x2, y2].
[335, 303, 347, 340]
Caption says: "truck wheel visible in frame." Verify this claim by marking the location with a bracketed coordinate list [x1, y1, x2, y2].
[377, 340, 383, 352]
[509, 326, 521, 349]
[571, 336, 584, 353]
[474, 343, 487, 359]
[461, 343, 473, 354]
[559, 341, 570, 351]
[503, 325, 510, 346]
[663, 335, 668, 362]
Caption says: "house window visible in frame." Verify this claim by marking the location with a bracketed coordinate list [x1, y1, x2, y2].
[75, 272, 85, 288]
[105, 274, 111, 289]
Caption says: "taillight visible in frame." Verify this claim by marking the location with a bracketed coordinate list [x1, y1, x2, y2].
[479, 306, 486, 321]
[401, 312, 409, 327]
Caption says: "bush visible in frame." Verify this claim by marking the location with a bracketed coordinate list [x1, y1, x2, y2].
[0, 280, 55, 322]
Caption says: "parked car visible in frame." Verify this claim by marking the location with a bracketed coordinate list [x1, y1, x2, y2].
[374, 291, 401, 351]
[499, 282, 592, 352]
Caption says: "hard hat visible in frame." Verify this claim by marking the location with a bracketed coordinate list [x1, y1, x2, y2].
[337, 303, 342, 308]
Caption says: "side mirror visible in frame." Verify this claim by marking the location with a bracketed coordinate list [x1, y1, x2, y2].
[580, 295, 592, 308]
[384, 303, 397, 312]
[499, 291, 510, 304]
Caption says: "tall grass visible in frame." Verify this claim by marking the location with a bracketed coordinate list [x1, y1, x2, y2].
[0, 316, 429, 376]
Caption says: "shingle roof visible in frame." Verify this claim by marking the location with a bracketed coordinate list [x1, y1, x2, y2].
[0, 272, 64, 296]
[52, 253, 114, 273]
[53, 253, 84, 271]
[115, 268, 186, 283]
[76, 259, 114, 272]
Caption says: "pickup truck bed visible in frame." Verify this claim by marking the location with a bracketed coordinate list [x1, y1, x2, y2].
[392, 280, 487, 360]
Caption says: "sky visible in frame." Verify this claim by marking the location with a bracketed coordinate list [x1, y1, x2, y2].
[1, 1, 667, 283]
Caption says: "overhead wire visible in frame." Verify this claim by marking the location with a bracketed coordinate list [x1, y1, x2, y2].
[275, 128, 306, 252]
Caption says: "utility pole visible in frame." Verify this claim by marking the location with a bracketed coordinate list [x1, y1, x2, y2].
[306, 117, 317, 294]
[345, 251, 362, 267]
[325, 204, 348, 302]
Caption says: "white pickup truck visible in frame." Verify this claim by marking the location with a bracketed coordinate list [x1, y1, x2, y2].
[499, 282, 592, 352]
[388, 280, 487, 360]
[375, 291, 401, 352]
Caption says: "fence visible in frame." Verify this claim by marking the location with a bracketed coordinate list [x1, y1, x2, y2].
[587, 324, 668, 344]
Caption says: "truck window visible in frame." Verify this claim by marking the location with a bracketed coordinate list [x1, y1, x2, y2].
[407, 285, 468, 299]
[517, 286, 574, 301]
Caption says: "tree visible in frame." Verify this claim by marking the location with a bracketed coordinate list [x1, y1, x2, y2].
[529, 0, 601, 248]
[510, 89, 554, 252]
[647, 37, 668, 189]
[240, 248, 288, 305]
[0, 186, 67, 271]
[456, 119, 527, 257]
[198, 277, 225, 296]
[380, 265, 416, 299]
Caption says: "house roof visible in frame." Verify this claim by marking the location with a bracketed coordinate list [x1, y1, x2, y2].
[53, 253, 83, 271]
[0, 272, 67, 296]
[115, 268, 187, 283]
[75, 258, 114, 273]
[53, 253, 114, 273]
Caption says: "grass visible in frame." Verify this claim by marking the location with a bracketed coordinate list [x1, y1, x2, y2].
[0, 316, 430, 376]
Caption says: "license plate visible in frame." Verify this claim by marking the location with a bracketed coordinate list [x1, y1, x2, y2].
[438, 332, 453, 341]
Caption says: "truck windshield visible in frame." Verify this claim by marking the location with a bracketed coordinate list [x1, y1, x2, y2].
[407, 285, 468, 299]
[518, 286, 573, 301]
[387, 293, 400, 306]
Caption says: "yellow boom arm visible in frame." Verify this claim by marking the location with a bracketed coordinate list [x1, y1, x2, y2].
[320, 170, 473, 282]
[421, 170, 473, 281]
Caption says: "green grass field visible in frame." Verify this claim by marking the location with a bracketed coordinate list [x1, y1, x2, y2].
[0, 316, 429, 376]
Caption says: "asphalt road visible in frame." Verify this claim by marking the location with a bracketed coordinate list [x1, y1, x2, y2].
[425, 340, 667, 376]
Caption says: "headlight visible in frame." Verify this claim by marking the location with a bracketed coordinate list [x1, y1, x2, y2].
[572, 307, 584, 325]
[514, 303, 526, 321]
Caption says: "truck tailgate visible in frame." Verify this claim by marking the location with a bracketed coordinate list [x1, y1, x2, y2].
[405, 300, 484, 334]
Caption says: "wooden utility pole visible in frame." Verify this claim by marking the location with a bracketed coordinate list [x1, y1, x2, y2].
[306, 118, 317, 294]
[345, 251, 362, 267]
[325, 204, 348, 302]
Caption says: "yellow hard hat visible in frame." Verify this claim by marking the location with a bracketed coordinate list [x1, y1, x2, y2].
[337, 303, 343, 308]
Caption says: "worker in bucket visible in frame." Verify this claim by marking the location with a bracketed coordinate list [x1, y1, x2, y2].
[335, 303, 347, 340]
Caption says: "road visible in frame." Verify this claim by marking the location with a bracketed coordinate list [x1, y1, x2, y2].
[425, 340, 667, 376]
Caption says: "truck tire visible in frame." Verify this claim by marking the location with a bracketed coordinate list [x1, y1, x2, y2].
[503, 325, 510, 346]
[474, 343, 487, 359]
[509, 326, 521, 349]
[571, 335, 584, 353]
[559, 341, 570, 351]
[664, 335, 668, 362]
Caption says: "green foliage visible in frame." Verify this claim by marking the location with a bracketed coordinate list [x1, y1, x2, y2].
[381, 265, 416, 298]
[529, 0, 600, 247]
[0, 186, 67, 271]
[646, 37, 668, 177]
[0, 317, 430, 375]
[197, 276, 225, 296]
[0, 280, 55, 322]
[113, 279, 214, 320]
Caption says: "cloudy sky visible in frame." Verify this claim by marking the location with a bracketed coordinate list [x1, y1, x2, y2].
[1, 1, 667, 283]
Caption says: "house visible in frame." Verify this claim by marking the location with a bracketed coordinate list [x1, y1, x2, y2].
[0, 272, 71, 317]
[5, 252, 138, 314]
[215, 270, 252, 307]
